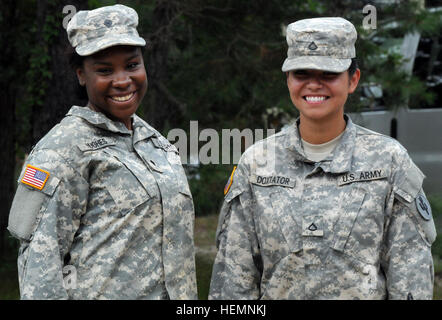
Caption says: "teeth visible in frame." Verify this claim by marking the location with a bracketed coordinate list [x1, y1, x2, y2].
[305, 96, 326, 102]
[111, 92, 134, 102]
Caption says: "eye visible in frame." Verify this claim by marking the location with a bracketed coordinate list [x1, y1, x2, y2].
[322, 72, 340, 79]
[127, 62, 140, 69]
[96, 68, 112, 74]
[292, 70, 308, 78]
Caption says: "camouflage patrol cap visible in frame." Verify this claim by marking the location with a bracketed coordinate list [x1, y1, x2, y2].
[67, 4, 146, 56]
[282, 17, 357, 73]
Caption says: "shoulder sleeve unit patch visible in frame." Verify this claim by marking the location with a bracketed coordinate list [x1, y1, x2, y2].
[416, 193, 432, 221]
[224, 166, 237, 196]
[21, 164, 50, 191]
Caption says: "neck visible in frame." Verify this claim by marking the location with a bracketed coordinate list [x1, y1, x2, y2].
[87, 102, 133, 130]
[299, 114, 346, 144]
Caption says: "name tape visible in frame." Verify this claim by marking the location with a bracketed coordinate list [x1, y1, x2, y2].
[250, 174, 295, 188]
[338, 169, 387, 186]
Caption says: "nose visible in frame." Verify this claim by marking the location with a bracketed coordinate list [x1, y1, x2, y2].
[112, 71, 131, 88]
[306, 75, 323, 90]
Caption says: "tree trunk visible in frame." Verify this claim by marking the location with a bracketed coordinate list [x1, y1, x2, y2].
[0, 0, 20, 256]
[144, 0, 185, 133]
[31, 0, 89, 146]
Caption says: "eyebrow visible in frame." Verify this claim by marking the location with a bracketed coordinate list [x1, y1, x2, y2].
[92, 53, 140, 66]
[293, 70, 339, 75]
[323, 71, 339, 75]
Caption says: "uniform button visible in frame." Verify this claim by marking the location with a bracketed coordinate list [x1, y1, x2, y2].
[362, 266, 370, 275]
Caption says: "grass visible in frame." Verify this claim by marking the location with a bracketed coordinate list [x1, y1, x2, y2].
[195, 253, 215, 300]
[194, 214, 218, 300]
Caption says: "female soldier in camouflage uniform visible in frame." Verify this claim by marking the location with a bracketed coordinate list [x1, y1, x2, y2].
[8, 4, 197, 299]
[209, 17, 436, 300]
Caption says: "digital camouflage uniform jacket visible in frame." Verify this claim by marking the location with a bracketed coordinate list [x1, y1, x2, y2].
[8, 106, 197, 300]
[209, 115, 436, 300]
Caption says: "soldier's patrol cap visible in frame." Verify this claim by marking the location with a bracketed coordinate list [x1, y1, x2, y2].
[282, 17, 357, 73]
[67, 4, 146, 56]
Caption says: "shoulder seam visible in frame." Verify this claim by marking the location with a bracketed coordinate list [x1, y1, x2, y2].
[34, 147, 88, 185]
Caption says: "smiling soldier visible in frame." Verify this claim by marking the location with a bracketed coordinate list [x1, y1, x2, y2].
[8, 4, 197, 300]
[209, 17, 436, 300]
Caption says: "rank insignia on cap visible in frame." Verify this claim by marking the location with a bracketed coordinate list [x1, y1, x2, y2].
[308, 41, 318, 50]
[224, 166, 237, 196]
[416, 194, 432, 221]
[21, 164, 50, 190]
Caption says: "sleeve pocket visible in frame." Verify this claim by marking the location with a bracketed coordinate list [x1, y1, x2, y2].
[8, 177, 60, 241]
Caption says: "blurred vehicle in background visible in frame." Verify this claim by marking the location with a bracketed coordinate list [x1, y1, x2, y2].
[351, 6, 442, 194]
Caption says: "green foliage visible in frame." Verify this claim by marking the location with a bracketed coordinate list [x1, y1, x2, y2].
[24, 2, 59, 108]
[14, 0, 64, 155]
[88, 0, 116, 9]
[188, 164, 231, 216]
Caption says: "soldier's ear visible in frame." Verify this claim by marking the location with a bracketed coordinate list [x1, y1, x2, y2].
[76, 67, 86, 86]
[348, 68, 360, 94]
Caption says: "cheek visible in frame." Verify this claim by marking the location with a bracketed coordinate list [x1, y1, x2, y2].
[85, 78, 109, 98]
[288, 83, 302, 100]
[139, 69, 148, 85]
[136, 72, 148, 94]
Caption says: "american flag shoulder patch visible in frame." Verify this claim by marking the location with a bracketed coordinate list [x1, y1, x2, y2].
[21, 164, 50, 190]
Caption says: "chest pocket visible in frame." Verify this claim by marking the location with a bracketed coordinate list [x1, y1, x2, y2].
[102, 148, 156, 217]
[331, 183, 386, 265]
[163, 146, 192, 198]
[331, 186, 367, 252]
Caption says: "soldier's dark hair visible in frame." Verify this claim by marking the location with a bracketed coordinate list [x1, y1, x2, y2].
[66, 46, 88, 101]
[348, 58, 358, 77]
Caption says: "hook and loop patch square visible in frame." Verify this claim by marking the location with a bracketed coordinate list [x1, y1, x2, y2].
[21, 164, 50, 190]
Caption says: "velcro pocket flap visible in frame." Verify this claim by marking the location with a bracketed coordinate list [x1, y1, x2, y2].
[332, 187, 366, 252]
[8, 176, 60, 240]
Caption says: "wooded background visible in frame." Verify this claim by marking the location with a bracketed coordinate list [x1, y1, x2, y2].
[1, 0, 441, 298]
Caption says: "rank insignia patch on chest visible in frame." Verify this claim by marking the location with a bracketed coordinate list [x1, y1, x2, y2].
[21, 164, 50, 190]
[224, 166, 237, 196]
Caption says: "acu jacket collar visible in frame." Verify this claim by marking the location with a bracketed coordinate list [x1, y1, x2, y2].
[283, 114, 356, 174]
[67, 105, 155, 142]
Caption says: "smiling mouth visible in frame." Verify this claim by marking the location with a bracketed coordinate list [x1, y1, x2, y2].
[110, 92, 135, 102]
[303, 95, 329, 103]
